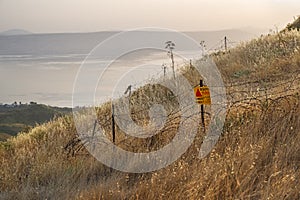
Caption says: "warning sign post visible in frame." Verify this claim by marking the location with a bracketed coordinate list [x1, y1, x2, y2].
[193, 85, 211, 105]
[194, 80, 211, 132]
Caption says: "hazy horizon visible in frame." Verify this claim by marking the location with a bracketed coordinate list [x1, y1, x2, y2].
[0, 0, 299, 33]
[0, 27, 267, 35]
[0, 29, 258, 107]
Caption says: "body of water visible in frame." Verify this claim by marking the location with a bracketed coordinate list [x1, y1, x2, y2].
[0, 30, 257, 107]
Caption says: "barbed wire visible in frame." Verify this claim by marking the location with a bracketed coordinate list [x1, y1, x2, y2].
[66, 35, 300, 156]
[88, 72, 299, 140]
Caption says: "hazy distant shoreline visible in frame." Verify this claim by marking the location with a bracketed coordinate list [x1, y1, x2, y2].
[0, 29, 260, 107]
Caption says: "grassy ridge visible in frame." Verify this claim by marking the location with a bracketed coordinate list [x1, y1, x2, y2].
[0, 104, 71, 140]
[0, 29, 299, 199]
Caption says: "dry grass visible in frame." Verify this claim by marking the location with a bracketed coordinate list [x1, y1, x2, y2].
[74, 92, 300, 200]
[213, 30, 300, 83]
[0, 30, 300, 200]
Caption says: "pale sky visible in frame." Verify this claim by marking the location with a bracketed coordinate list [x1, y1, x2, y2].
[0, 0, 299, 33]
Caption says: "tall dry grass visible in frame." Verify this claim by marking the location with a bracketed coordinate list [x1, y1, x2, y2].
[0, 30, 300, 199]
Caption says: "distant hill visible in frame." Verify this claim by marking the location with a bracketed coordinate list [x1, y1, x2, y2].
[0, 103, 71, 141]
[0, 29, 32, 36]
[0, 29, 258, 56]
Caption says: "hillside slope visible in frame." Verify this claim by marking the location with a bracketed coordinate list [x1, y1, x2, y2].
[0, 103, 71, 141]
[0, 30, 299, 199]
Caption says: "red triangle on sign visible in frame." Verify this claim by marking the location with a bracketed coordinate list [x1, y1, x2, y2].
[196, 88, 202, 97]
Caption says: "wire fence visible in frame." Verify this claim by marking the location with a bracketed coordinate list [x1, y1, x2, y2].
[65, 34, 300, 157]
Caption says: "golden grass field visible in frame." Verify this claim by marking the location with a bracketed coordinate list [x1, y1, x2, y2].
[0, 29, 300, 199]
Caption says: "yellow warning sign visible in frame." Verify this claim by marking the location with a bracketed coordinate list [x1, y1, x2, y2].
[194, 85, 211, 105]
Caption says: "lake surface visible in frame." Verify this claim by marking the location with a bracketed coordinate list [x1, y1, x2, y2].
[0, 30, 257, 107]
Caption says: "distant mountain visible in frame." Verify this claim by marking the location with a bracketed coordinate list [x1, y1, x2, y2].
[0, 31, 117, 56]
[0, 29, 32, 36]
[0, 29, 260, 56]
